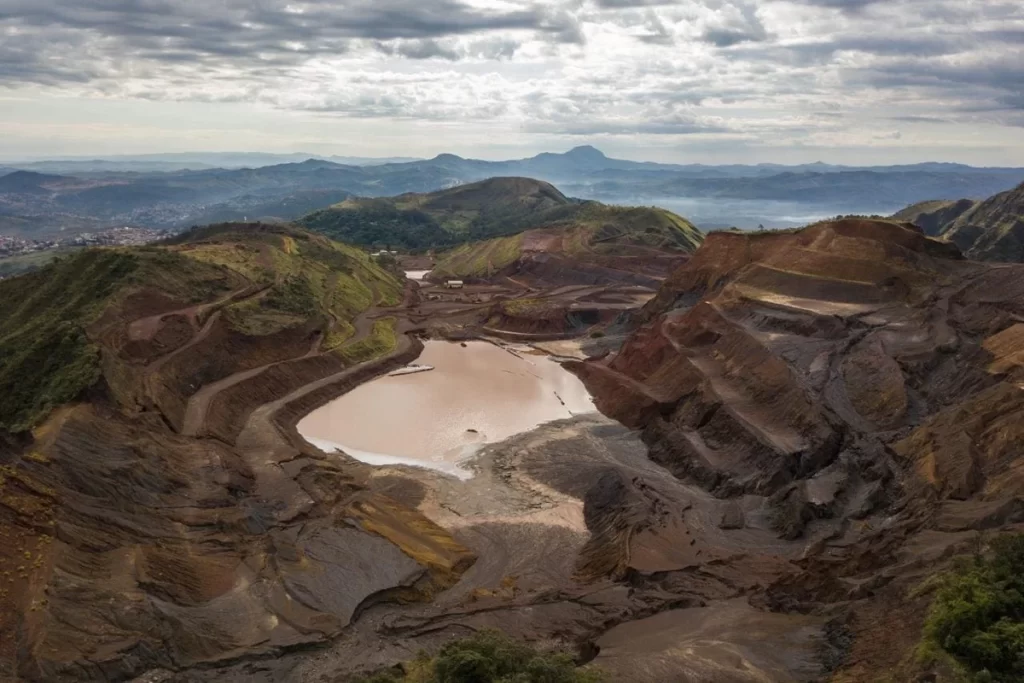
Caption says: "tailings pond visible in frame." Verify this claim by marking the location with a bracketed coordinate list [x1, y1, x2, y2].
[298, 340, 595, 477]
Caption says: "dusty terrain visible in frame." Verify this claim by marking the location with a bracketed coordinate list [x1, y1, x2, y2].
[2, 217, 1024, 682]
[572, 218, 1024, 680]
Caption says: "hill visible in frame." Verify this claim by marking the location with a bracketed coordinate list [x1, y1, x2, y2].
[891, 198, 979, 236]
[942, 181, 1024, 261]
[430, 203, 703, 286]
[0, 223, 481, 679]
[297, 177, 577, 250]
[895, 182, 1024, 261]
[569, 217, 1024, 681]
[0, 223, 403, 432]
[0, 170, 69, 194]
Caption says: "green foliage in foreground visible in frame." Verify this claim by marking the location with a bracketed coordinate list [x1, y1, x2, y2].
[352, 631, 605, 683]
[923, 534, 1024, 682]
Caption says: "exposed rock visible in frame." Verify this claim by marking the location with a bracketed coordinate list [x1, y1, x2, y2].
[573, 217, 1024, 679]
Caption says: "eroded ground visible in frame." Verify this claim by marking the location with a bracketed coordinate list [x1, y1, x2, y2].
[5, 219, 1024, 683]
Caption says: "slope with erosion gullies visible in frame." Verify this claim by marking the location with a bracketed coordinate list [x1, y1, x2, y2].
[0, 223, 476, 681]
[896, 181, 1024, 262]
[570, 217, 1024, 680]
[943, 180, 1024, 262]
[892, 198, 979, 236]
[430, 202, 703, 288]
[298, 176, 577, 250]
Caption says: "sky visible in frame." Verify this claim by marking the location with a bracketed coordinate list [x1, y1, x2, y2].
[0, 0, 1022, 165]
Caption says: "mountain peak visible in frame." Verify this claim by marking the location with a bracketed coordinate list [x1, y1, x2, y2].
[564, 145, 607, 160]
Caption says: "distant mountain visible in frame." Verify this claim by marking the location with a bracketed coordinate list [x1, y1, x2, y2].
[895, 182, 1024, 262]
[2, 146, 1023, 240]
[0, 170, 69, 194]
[4, 152, 422, 174]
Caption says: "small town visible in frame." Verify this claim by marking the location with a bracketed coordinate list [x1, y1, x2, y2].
[0, 225, 168, 258]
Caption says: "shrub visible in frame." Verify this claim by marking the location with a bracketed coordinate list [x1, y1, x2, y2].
[350, 631, 604, 683]
[924, 534, 1024, 682]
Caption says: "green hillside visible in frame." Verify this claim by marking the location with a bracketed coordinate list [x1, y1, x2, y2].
[298, 177, 625, 251]
[0, 223, 401, 431]
[431, 203, 703, 280]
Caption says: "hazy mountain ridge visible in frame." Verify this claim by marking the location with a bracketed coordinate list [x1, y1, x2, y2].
[2, 146, 1023, 240]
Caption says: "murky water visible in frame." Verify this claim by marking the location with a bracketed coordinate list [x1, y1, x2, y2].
[298, 341, 595, 477]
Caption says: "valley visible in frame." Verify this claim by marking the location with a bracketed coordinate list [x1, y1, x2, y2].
[0, 200, 1022, 683]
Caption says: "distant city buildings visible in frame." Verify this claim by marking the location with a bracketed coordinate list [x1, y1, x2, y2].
[0, 226, 169, 258]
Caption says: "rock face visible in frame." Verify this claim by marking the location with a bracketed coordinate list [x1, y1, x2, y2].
[896, 181, 1024, 262]
[572, 217, 1024, 679]
[943, 181, 1024, 262]
[0, 225, 474, 681]
[892, 198, 979, 236]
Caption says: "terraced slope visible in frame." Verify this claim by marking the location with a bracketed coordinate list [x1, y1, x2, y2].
[571, 217, 1024, 681]
[0, 224, 475, 681]
[430, 203, 703, 286]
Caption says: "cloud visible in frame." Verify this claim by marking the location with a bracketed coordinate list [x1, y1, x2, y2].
[0, 0, 1022, 161]
[0, 0, 575, 84]
[781, 0, 884, 12]
[700, 1, 768, 46]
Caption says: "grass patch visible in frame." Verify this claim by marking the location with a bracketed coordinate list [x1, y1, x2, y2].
[350, 630, 605, 683]
[501, 297, 558, 317]
[339, 318, 397, 364]
[0, 248, 83, 278]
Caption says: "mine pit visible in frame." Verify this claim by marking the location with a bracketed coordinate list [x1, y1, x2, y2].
[297, 340, 595, 477]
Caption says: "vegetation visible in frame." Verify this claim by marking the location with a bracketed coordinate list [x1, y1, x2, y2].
[430, 202, 703, 281]
[350, 631, 604, 683]
[0, 248, 232, 431]
[0, 248, 82, 278]
[431, 234, 524, 280]
[302, 181, 704, 260]
[339, 318, 398, 364]
[180, 223, 402, 336]
[0, 223, 405, 432]
[297, 178, 576, 251]
[920, 534, 1024, 681]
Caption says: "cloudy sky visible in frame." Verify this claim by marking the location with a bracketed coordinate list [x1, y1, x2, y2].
[1, 0, 1022, 164]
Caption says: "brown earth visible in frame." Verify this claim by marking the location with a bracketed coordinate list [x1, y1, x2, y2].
[570, 217, 1024, 681]
[0, 230, 480, 682]
[4, 217, 1024, 683]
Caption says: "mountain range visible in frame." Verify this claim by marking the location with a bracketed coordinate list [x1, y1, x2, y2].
[2, 146, 1023, 238]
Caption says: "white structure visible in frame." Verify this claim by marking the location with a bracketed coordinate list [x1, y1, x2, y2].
[445, 280, 465, 289]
